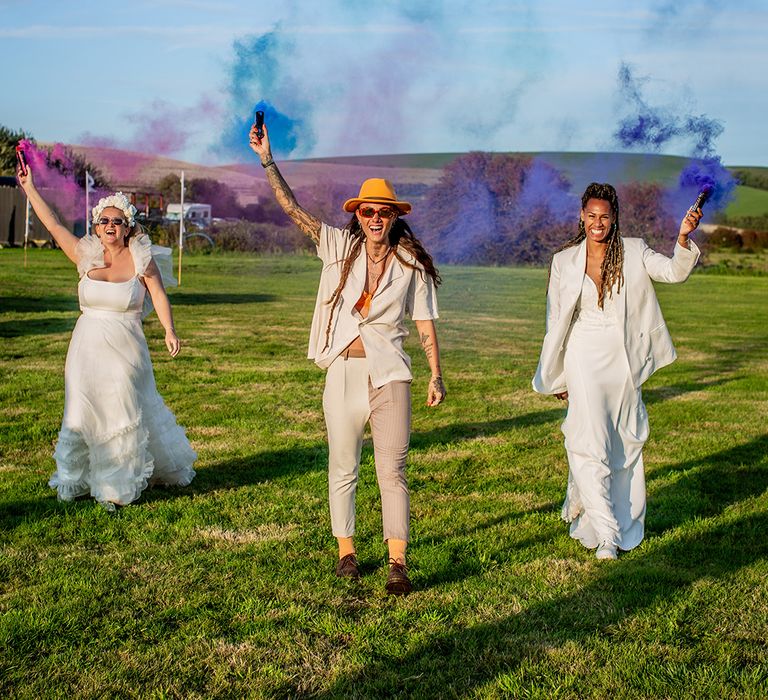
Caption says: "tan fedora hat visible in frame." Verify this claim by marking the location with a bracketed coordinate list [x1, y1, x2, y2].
[342, 178, 412, 215]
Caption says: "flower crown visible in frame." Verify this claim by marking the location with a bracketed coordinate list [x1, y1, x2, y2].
[91, 192, 138, 228]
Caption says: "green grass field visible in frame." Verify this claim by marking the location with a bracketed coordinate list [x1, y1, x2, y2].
[725, 185, 768, 218]
[1, 249, 767, 699]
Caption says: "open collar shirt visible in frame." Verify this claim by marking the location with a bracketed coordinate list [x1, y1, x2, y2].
[307, 223, 439, 389]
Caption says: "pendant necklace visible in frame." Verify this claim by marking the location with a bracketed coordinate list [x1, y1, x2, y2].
[366, 246, 391, 292]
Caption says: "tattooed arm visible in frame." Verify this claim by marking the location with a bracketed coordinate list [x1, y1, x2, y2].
[248, 122, 321, 243]
[414, 319, 446, 407]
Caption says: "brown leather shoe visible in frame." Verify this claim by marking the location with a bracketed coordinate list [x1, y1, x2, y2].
[385, 559, 412, 595]
[335, 553, 360, 579]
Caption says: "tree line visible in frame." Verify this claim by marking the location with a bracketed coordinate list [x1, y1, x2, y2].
[3, 123, 764, 262]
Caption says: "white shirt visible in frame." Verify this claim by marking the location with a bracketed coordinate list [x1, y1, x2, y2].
[307, 223, 439, 388]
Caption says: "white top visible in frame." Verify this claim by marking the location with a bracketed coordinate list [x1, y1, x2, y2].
[75, 233, 176, 318]
[307, 223, 439, 388]
[572, 276, 618, 326]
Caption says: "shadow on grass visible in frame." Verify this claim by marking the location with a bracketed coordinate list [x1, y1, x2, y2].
[410, 410, 563, 449]
[646, 432, 768, 533]
[0, 495, 67, 530]
[0, 295, 79, 314]
[307, 433, 768, 699]
[0, 444, 328, 529]
[0, 316, 77, 338]
[642, 335, 767, 406]
[168, 292, 278, 306]
[143, 412, 562, 503]
[0, 295, 79, 338]
[643, 374, 744, 404]
[181, 444, 328, 495]
[414, 501, 560, 589]
[315, 514, 768, 698]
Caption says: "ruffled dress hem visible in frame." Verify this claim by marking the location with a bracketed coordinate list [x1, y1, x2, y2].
[51, 404, 196, 506]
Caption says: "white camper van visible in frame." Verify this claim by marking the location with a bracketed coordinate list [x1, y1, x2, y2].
[165, 203, 212, 229]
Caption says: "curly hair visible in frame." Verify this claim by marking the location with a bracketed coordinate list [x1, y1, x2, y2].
[551, 182, 624, 308]
[322, 215, 441, 351]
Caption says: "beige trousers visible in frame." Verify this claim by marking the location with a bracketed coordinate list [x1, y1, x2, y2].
[323, 355, 411, 542]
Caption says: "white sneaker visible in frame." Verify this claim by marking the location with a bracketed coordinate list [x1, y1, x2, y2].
[595, 541, 618, 560]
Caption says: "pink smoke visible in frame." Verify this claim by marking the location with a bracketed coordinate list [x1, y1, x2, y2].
[79, 95, 224, 169]
[19, 139, 86, 224]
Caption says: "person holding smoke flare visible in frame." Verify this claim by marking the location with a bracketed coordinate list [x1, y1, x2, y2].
[248, 120, 445, 595]
[16, 161, 196, 511]
[533, 182, 701, 560]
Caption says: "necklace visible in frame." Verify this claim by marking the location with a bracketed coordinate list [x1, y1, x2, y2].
[366, 246, 390, 265]
[365, 247, 391, 294]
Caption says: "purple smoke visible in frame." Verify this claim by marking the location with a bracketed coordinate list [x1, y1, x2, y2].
[615, 112, 680, 151]
[676, 156, 734, 211]
[516, 158, 577, 222]
[614, 62, 736, 216]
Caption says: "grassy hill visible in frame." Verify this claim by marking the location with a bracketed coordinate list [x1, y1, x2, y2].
[300, 152, 768, 219]
[299, 151, 692, 189]
[60, 146, 768, 220]
[726, 185, 768, 218]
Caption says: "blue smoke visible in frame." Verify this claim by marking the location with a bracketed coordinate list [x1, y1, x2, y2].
[217, 30, 315, 159]
[614, 62, 736, 215]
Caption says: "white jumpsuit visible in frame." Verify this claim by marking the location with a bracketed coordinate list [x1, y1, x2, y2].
[560, 276, 648, 551]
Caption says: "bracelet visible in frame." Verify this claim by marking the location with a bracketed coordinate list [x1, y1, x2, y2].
[261, 158, 275, 169]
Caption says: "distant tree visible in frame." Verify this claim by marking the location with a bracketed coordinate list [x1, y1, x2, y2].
[616, 182, 677, 253]
[413, 151, 575, 265]
[241, 199, 291, 226]
[733, 168, 768, 191]
[295, 181, 359, 229]
[188, 178, 242, 218]
[43, 143, 110, 191]
[157, 173, 182, 202]
[0, 125, 33, 175]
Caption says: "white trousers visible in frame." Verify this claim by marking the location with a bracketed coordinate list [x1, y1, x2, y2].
[323, 355, 411, 541]
[562, 320, 648, 551]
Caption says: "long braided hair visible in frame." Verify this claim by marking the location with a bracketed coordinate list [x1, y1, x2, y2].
[551, 182, 624, 308]
[322, 214, 441, 351]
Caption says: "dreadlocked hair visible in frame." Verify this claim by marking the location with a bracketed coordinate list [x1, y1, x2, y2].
[547, 182, 624, 309]
[321, 214, 441, 351]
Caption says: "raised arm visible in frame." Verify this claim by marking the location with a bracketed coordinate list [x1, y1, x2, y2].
[248, 122, 321, 244]
[16, 163, 80, 265]
[642, 207, 702, 283]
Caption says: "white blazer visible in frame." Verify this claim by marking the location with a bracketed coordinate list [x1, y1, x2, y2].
[532, 237, 700, 395]
[308, 223, 439, 389]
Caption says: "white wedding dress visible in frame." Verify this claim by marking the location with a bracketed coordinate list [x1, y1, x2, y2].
[49, 234, 196, 506]
[560, 275, 647, 551]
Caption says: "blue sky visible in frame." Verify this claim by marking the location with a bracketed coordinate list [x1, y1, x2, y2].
[1, 0, 766, 165]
